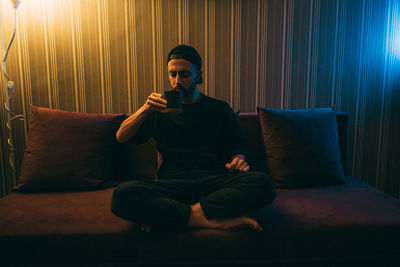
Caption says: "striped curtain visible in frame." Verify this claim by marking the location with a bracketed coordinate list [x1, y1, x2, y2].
[0, 0, 399, 198]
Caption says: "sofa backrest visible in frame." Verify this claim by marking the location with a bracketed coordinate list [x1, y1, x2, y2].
[116, 138, 158, 181]
[115, 112, 349, 181]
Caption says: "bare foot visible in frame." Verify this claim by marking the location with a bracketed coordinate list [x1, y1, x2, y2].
[188, 203, 262, 231]
[214, 216, 263, 231]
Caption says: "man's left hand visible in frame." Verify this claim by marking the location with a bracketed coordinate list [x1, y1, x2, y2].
[225, 155, 250, 172]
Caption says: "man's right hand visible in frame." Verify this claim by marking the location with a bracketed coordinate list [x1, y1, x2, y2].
[144, 93, 167, 112]
[116, 92, 166, 143]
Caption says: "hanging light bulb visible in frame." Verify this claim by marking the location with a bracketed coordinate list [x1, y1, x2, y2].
[10, 0, 21, 9]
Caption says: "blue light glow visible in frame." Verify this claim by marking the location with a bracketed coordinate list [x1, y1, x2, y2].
[389, 1, 400, 59]
[394, 26, 400, 58]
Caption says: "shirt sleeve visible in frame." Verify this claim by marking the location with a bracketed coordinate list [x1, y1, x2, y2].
[129, 111, 158, 144]
[223, 105, 246, 160]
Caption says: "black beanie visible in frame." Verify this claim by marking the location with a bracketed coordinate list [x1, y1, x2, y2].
[167, 45, 203, 84]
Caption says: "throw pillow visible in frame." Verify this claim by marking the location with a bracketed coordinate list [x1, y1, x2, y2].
[14, 105, 125, 192]
[257, 107, 347, 188]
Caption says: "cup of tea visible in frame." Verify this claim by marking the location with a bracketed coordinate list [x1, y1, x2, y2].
[163, 90, 183, 113]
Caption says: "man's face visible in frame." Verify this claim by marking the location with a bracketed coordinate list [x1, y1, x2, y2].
[167, 59, 202, 97]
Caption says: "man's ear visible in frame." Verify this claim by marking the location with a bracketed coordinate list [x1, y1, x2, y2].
[197, 70, 203, 84]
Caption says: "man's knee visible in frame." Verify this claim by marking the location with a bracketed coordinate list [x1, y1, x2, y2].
[112, 181, 132, 201]
[111, 183, 127, 216]
[111, 181, 143, 218]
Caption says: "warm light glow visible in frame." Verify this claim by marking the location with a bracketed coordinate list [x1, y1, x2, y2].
[19, 0, 44, 17]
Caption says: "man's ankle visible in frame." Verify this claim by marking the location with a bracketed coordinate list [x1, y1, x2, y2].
[188, 202, 208, 228]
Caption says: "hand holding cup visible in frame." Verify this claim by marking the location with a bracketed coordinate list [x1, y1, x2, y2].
[163, 90, 183, 114]
[144, 91, 183, 114]
[144, 93, 167, 112]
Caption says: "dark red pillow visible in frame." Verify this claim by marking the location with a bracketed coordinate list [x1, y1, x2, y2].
[257, 107, 347, 188]
[14, 105, 124, 192]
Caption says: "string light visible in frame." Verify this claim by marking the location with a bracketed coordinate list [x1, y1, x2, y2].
[1, 0, 23, 188]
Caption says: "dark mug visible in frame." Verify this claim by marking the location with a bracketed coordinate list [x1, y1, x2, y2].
[164, 90, 183, 113]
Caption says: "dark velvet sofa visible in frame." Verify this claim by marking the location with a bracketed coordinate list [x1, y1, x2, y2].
[1, 111, 400, 266]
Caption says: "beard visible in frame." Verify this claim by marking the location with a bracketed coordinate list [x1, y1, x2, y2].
[174, 83, 196, 97]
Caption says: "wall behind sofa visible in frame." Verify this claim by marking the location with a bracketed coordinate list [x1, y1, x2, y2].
[0, 0, 399, 198]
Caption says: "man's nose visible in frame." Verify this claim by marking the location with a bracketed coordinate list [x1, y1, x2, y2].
[175, 74, 182, 85]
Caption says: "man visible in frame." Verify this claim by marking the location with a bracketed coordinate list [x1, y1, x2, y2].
[111, 45, 276, 232]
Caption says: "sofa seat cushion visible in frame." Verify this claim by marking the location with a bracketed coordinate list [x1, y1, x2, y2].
[253, 177, 400, 230]
[0, 188, 133, 236]
[1, 179, 399, 265]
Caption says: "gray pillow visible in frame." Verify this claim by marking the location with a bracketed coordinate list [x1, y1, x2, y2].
[257, 107, 347, 188]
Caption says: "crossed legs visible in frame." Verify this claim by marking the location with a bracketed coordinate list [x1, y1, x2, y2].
[111, 171, 276, 232]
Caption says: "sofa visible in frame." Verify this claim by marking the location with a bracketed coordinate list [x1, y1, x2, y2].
[0, 105, 399, 266]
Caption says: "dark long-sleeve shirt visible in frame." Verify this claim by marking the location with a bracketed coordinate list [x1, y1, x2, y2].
[131, 93, 245, 179]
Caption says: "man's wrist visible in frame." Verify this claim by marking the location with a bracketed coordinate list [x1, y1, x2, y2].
[232, 154, 245, 161]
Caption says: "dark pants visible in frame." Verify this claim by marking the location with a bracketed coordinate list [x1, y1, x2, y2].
[111, 171, 276, 228]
